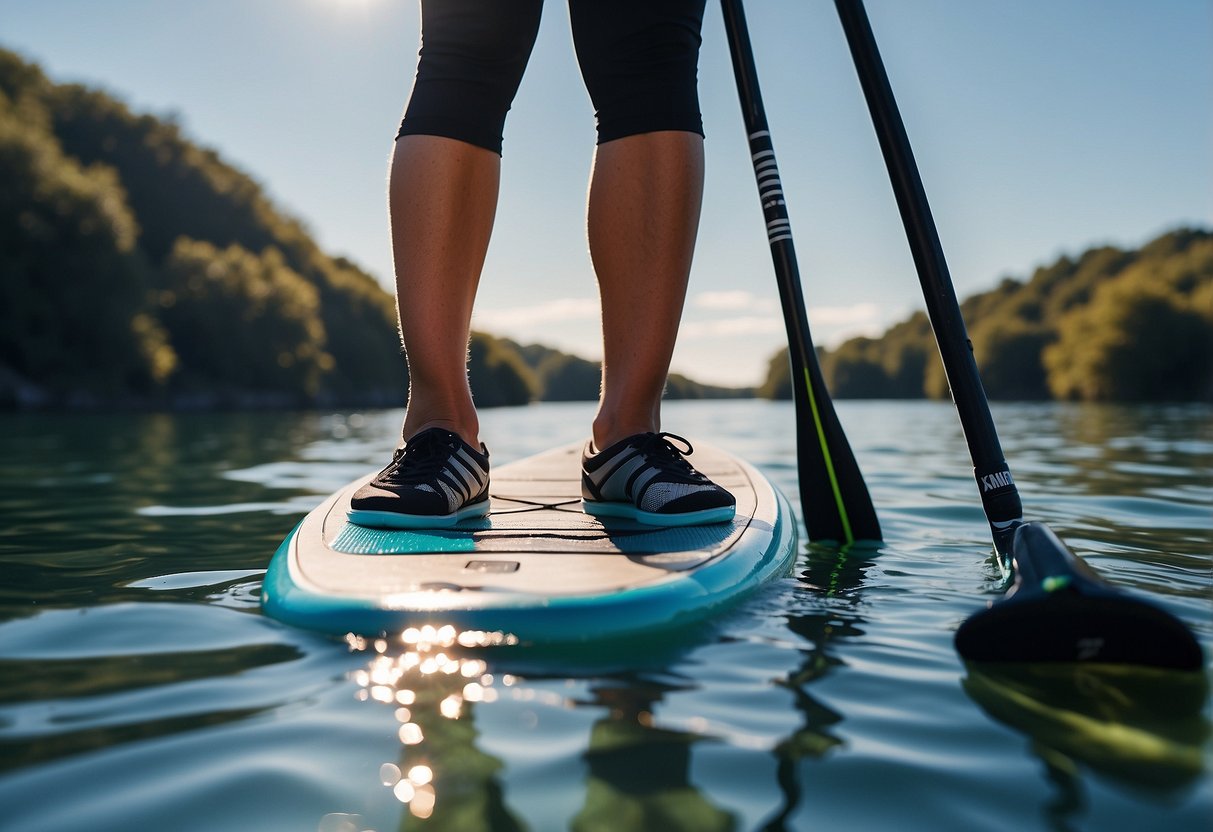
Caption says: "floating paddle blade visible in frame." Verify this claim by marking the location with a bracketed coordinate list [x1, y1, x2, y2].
[955, 523, 1204, 670]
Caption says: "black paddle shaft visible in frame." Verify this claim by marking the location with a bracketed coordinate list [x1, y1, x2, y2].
[833, 0, 1022, 553]
[833, 1, 1203, 669]
[721, 0, 881, 545]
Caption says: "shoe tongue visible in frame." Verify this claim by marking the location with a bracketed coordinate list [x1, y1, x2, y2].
[610, 431, 660, 453]
[402, 429, 460, 464]
[637, 432, 672, 453]
[407, 427, 458, 446]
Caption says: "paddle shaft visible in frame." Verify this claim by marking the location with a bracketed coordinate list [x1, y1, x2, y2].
[833, 0, 1021, 554]
[721, 0, 881, 544]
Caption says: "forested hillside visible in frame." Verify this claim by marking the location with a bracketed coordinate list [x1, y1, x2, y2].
[7, 48, 1205, 409]
[512, 341, 752, 401]
[1, 48, 406, 406]
[0, 49, 743, 409]
[759, 227, 1213, 402]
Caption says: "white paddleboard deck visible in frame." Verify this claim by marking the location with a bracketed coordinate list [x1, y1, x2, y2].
[262, 441, 797, 642]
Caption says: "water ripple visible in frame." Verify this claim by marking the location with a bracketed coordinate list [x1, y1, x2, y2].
[0, 402, 1208, 832]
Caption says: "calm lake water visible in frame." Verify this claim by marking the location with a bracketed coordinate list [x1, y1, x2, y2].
[0, 399, 1209, 831]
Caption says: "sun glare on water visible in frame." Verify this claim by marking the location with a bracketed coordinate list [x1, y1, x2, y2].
[322, 625, 532, 825]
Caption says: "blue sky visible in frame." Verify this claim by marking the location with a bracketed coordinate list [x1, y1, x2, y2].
[2, 0, 1209, 386]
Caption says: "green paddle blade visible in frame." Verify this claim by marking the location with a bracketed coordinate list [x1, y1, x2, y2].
[955, 523, 1204, 670]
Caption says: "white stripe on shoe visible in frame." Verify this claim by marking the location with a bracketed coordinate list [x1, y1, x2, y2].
[580, 433, 735, 527]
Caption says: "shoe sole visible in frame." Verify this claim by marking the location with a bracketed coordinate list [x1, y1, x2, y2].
[581, 500, 735, 527]
[347, 498, 491, 530]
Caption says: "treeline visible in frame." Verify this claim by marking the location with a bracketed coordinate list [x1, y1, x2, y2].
[506, 340, 752, 402]
[1, 48, 404, 407]
[0, 49, 739, 409]
[759, 227, 1213, 402]
[13, 47, 1202, 408]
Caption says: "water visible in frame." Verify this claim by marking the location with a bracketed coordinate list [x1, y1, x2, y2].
[0, 400, 1209, 831]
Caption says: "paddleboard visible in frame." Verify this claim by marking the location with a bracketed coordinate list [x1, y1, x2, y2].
[261, 440, 797, 642]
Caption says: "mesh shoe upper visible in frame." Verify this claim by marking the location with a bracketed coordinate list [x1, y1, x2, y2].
[581, 432, 735, 516]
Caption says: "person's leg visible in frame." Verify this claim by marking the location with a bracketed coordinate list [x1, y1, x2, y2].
[390, 135, 498, 446]
[570, 1, 732, 526]
[349, 0, 540, 528]
[568, 0, 708, 450]
[392, 0, 543, 446]
[586, 131, 704, 449]
[578, 135, 732, 526]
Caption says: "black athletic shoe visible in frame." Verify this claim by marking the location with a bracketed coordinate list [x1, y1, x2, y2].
[581, 432, 735, 526]
[347, 428, 490, 529]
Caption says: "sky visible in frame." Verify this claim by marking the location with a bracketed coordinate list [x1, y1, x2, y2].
[2, 0, 1209, 387]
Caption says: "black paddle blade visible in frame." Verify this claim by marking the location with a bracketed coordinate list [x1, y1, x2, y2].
[955, 523, 1204, 670]
[790, 367, 881, 546]
[720, 0, 881, 547]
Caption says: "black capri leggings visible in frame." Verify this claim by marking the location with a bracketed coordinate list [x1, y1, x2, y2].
[398, 0, 707, 155]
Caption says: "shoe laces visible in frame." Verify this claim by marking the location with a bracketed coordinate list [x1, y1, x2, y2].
[381, 431, 458, 486]
[634, 432, 706, 482]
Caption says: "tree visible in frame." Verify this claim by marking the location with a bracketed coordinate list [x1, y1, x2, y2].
[826, 338, 889, 398]
[467, 333, 537, 407]
[0, 87, 173, 396]
[157, 239, 330, 397]
[536, 352, 601, 401]
[1044, 276, 1213, 401]
[756, 348, 792, 400]
[970, 317, 1052, 400]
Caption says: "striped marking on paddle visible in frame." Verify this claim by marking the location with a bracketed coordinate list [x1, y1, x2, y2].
[748, 131, 791, 243]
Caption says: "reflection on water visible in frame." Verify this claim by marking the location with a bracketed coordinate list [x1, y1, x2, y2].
[336, 625, 737, 832]
[344, 626, 517, 828]
[758, 543, 878, 828]
[0, 402, 1209, 832]
[963, 663, 1208, 792]
[572, 681, 735, 832]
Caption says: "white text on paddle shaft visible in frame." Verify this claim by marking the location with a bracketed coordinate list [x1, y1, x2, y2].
[980, 471, 1015, 492]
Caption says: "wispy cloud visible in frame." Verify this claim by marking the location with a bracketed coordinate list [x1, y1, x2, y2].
[807, 302, 883, 327]
[679, 316, 784, 339]
[472, 295, 898, 370]
[680, 300, 890, 346]
[472, 297, 599, 329]
[692, 290, 778, 313]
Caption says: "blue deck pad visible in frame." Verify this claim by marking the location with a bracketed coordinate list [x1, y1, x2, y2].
[331, 524, 480, 555]
[329, 517, 754, 557]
